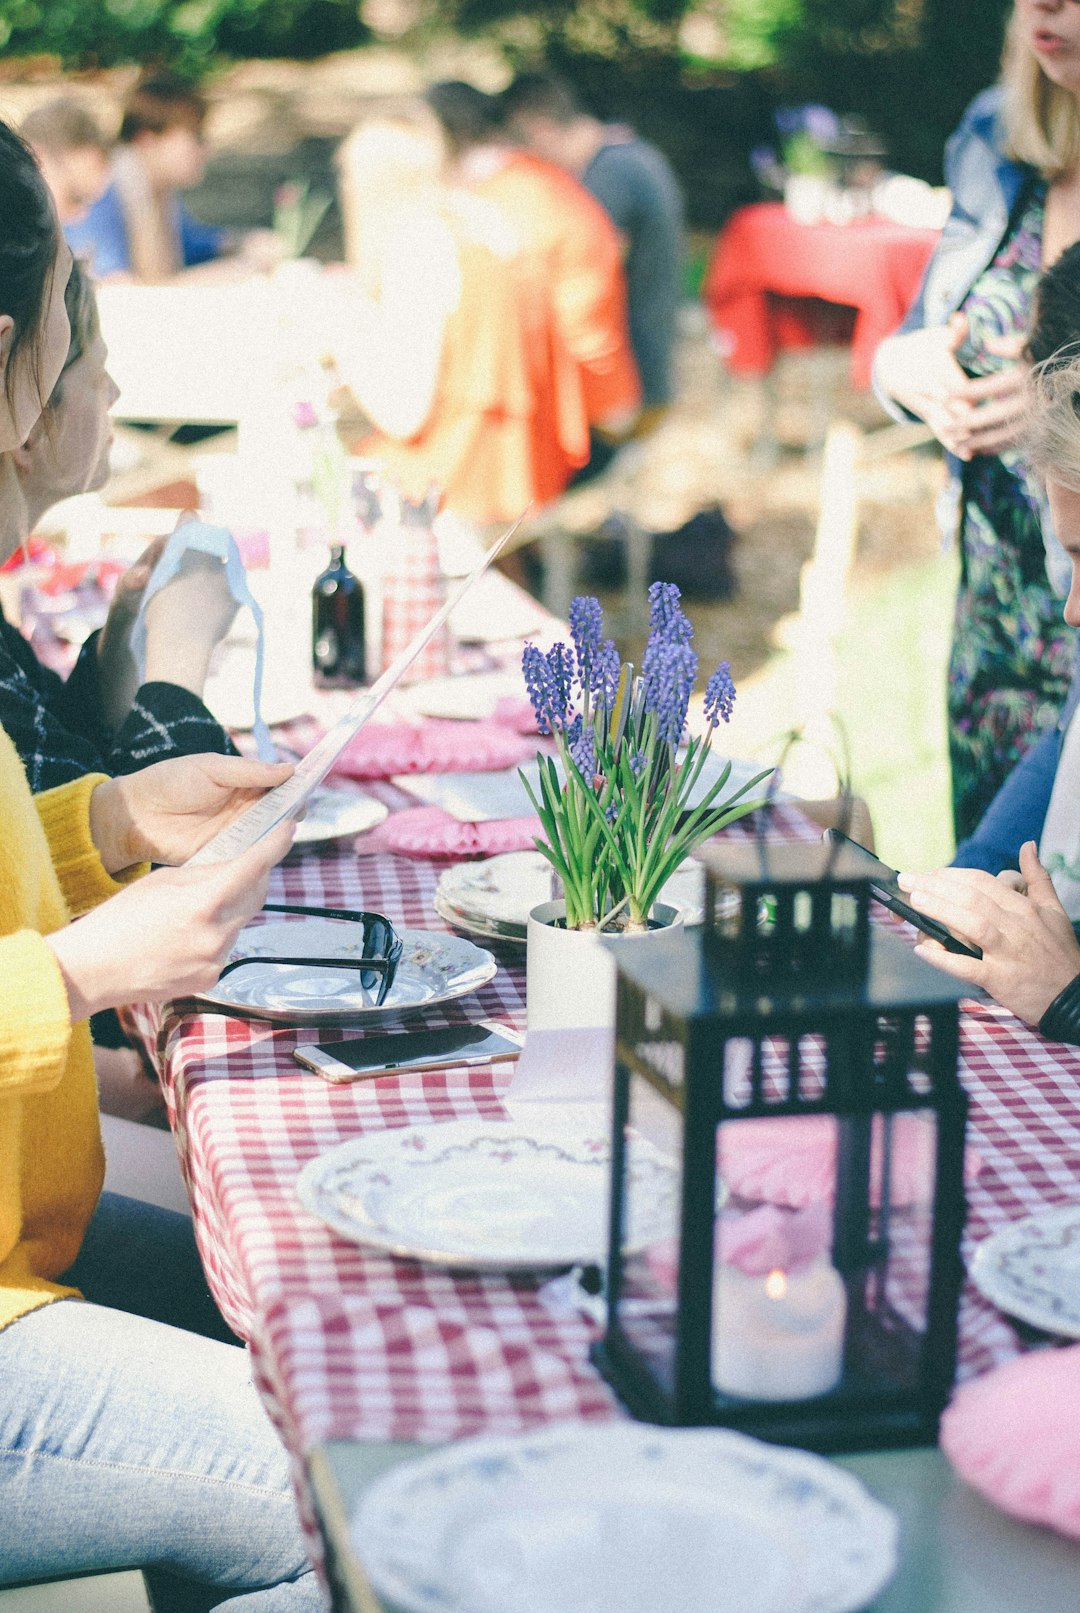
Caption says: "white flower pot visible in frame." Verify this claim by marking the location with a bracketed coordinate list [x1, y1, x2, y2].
[526, 901, 683, 1034]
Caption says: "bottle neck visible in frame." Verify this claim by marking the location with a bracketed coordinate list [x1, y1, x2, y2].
[329, 544, 347, 567]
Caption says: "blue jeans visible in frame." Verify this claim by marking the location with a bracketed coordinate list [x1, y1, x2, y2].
[0, 1196, 324, 1610]
[952, 725, 1061, 875]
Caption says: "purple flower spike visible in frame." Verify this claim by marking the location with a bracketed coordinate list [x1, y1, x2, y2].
[593, 639, 621, 712]
[522, 642, 574, 736]
[629, 751, 646, 778]
[644, 640, 698, 746]
[704, 662, 736, 726]
[522, 643, 553, 735]
[569, 724, 597, 782]
[647, 580, 692, 646]
[569, 596, 604, 685]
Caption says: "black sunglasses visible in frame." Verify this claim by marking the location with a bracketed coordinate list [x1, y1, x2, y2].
[219, 903, 404, 1007]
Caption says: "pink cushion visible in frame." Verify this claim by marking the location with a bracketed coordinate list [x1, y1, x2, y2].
[492, 696, 542, 734]
[941, 1345, 1080, 1538]
[720, 1113, 982, 1210]
[331, 720, 535, 781]
[357, 805, 541, 861]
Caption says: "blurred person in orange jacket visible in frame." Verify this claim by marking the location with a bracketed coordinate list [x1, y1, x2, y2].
[426, 79, 641, 455]
[333, 98, 588, 524]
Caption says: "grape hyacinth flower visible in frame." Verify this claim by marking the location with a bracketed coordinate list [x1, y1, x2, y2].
[645, 640, 698, 746]
[704, 662, 736, 727]
[647, 580, 693, 646]
[569, 724, 597, 783]
[569, 596, 603, 688]
[522, 641, 574, 735]
[593, 637, 621, 712]
[519, 589, 768, 931]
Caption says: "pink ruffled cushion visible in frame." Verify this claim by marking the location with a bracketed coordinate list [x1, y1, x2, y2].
[941, 1346, 1080, 1537]
[357, 805, 541, 860]
[492, 696, 542, 734]
[331, 720, 536, 781]
[720, 1113, 982, 1210]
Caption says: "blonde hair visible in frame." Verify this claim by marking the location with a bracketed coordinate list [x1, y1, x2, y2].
[1028, 352, 1080, 490]
[1001, 8, 1080, 178]
[336, 98, 446, 270]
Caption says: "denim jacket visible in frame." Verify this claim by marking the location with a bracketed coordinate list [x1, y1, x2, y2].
[894, 86, 1032, 342]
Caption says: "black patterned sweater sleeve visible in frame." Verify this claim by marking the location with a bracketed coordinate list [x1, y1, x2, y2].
[0, 610, 235, 791]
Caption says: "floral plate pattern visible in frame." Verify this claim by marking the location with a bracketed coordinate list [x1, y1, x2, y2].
[195, 922, 496, 1026]
[352, 1423, 898, 1613]
[295, 1116, 679, 1269]
[970, 1206, 1080, 1337]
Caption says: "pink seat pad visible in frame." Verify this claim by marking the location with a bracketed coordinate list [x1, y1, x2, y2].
[941, 1345, 1080, 1538]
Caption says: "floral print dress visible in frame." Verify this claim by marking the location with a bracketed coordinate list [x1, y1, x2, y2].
[948, 184, 1076, 843]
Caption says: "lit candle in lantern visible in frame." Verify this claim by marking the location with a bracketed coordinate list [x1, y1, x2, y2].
[711, 1204, 847, 1401]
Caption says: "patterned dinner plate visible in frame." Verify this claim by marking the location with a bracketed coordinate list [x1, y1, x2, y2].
[295, 1115, 679, 1270]
[435, 851, 705, 938]
[970, 1206, 1080, 1337]
[291, 782, 388, 846]
[195, 923, 497, 1027]
[353, 1423, 898, 1613]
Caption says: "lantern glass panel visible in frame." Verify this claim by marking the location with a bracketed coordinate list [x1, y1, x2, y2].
[614, 1003, 687, 1401]
[712, 1026, 940, 1415]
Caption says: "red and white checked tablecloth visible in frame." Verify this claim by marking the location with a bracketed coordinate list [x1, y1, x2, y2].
[127, 795, 1080, 1565]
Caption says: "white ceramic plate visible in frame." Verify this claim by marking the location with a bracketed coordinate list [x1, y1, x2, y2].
[970, 1207, 1080, 1337]
[295, 1115, 678, 1269]
[433, 892, 526, 949]
[401, 670, 528, 722]
[291, 783, 388, 846]
[435, 851, 705, 937]
[353, 1423, 898, 1613]
[196, 921, 496, 1026]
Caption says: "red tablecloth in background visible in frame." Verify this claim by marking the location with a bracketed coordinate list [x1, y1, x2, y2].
[703, 202, 940, 389]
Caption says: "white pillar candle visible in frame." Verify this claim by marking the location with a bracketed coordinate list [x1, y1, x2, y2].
[712, 1256, 847, 1401]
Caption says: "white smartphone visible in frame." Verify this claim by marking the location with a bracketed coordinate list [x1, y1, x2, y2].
[292, 1020, 525, 1083]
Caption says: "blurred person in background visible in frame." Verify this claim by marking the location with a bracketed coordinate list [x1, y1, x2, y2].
[65, 72, 278, 283]
[426, 79, 640, 463]
[874, 0, 1080, 845]
[21, 98, 110, 228]
[502, 71, 685, 424]
[333, 98, 587, 523]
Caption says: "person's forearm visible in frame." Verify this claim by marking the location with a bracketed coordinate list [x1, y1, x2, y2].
[1038, 971, 1080, 1045]
[45, 922, 124, 1022]
[85, 776, 138, 875]
[143, 638, 215, 696]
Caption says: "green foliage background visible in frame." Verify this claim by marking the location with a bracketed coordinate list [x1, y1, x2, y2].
[0, 0, 367, 71]
[0, 0, 1014, 215]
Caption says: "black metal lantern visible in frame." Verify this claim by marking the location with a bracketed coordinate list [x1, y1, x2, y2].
[593, 840, 969, 1453]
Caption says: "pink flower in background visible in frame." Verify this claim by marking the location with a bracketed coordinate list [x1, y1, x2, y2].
[292, 400, 319, 430]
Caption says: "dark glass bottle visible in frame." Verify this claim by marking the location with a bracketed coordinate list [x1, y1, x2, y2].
[312, 543, 366, 687]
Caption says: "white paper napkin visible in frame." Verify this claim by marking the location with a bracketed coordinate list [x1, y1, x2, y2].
[129, 518, 275, 761]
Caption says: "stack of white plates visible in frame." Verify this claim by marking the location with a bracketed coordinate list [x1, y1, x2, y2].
[434, 852, 705, 946]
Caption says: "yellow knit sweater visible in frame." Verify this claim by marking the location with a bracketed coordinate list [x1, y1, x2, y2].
[0, 726, 142, 1330]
